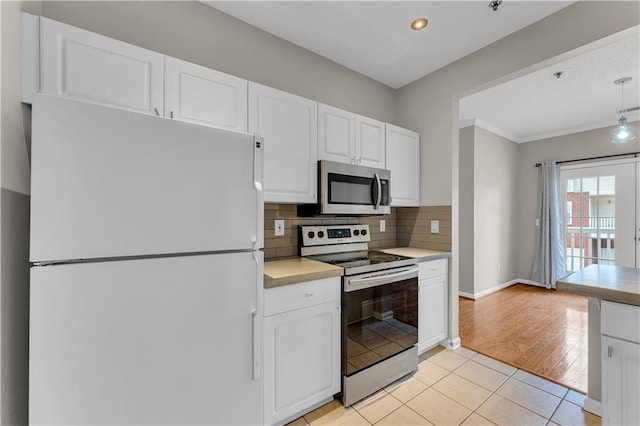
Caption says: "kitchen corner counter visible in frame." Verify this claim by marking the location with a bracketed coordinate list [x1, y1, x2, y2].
[264, 257, 343, 289]
[556, 264, 640, 306]
[381, 247, 451, 262]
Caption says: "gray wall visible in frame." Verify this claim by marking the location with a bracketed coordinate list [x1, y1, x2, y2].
[473, 127, 519, 294]
[2, 1, 398, 423]
[39, 1, 397, 124]
[516, 120, 640, 280]
[459, 125, 519, 297]
[396, 1, 640, 206]
[1, 1, 40, 424]
[458, 126, 474, 295]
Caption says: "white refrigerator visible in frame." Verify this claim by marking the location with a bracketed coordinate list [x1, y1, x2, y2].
[29, 94, 264, 425]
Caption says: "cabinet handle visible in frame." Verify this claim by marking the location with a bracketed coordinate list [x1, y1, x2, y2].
[305, 292, 314, 297]
[170, 111, 174, 119]
[153, 108, 160, 116]
[607, 346, 613, 358]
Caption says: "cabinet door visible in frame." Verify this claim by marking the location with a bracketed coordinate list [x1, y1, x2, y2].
[40, 18, 163, 115]
[249, 83, 318, 203]
[164, 57, 248, 132]
[356, 115, 385, 169]
[318, 103, 355, 164]
[386, 124, 420, 206]
[602, 335, 640, 426]
[264, 302, 341, 425]
[418, 274, 448, 353]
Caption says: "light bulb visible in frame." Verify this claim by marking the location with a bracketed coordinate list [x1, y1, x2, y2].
[610, 116, 638, 144]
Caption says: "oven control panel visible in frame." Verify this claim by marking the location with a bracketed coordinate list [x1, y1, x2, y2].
[300, 224, 370, 247]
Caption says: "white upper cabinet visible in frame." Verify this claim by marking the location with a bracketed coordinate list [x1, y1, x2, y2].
[318, 103, 385, 169]
[386, 124, 420, 206]
[355, 115, 385, 169]
[318, 104, 355, 164]
[164, 57, 248, 132]
[249, 82, 318, 204]
[40, 18, 163, 115]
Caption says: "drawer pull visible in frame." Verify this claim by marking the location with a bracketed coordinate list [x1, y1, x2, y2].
[305, 292, 314, 297]
[608, 346, 614, 358]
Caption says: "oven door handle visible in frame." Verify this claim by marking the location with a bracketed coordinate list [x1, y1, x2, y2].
[345, 266, 419, 292]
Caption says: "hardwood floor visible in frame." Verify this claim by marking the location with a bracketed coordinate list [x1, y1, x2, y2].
[459, 284, 588, 393]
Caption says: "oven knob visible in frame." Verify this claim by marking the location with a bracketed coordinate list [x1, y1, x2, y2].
[353, 229, 360, 236]
[307, 231, 315, 239]
[361, 229, 367, 236]
[318, 231, 325, 238]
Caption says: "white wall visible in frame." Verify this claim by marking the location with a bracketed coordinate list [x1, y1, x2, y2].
[516, 120, 640, 280]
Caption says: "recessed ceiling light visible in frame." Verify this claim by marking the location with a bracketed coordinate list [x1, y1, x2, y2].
[411, 18, 428, 31]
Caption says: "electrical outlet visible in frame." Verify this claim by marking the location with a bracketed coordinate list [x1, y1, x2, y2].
[430, 220, 439, 234]
[536, 218, 540, 227]
[274, 220, 285, 236]
[380, 219, 386, 232]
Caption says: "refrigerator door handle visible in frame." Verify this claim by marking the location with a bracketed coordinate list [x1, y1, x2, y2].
[253, 135, 264, 251]
[251, 308, 261, 380]
[252, 250, 263, 381]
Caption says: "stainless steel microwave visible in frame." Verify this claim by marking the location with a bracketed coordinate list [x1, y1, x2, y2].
[319, 161, 391, 215]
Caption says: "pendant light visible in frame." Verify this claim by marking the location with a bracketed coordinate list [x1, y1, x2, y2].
[610, 77, 637, 144]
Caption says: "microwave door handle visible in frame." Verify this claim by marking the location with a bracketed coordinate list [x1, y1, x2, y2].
[374, 173, 382, 210]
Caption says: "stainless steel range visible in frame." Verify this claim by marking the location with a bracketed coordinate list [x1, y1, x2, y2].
[300, 224, 419, 406]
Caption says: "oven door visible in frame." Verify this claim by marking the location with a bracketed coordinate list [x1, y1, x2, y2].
[319, 161, 390, 215]
[343, 266, 418, 377]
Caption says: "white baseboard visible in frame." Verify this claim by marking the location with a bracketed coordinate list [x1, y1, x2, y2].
[583, 397, 602, 417]
[517, 278, 551, 289]
[458, 279, 552, 299]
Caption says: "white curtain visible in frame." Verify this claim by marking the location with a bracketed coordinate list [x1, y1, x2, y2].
[531, 161, 566, 288]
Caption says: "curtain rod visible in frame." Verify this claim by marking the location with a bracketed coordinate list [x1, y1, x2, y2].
[535, 151, 639, 167]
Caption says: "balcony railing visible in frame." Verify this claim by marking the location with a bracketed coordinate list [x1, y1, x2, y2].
[589, 217, 615, 229]
[565, 227, 615, 272]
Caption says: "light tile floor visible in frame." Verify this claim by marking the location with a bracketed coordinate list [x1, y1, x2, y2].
[288, 346, 601, 426]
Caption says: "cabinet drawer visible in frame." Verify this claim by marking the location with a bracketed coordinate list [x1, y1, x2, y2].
[265, 277, 340, 317]
[602, 301, 640, 343]
[419, 259, 448, 280]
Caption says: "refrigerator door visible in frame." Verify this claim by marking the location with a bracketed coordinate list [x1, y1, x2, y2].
[30, 94, 264, 263]
[30, 251, 263, 425]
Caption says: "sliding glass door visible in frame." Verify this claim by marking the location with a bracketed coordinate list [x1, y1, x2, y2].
[561, 160, 638, 271]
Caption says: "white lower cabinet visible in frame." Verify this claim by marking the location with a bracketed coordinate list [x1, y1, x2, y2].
[601, 301, 640, 426]
[263, 277, 341, 425]
[418, 259, 448, 353]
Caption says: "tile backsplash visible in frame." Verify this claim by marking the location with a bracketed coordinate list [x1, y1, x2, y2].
[396, 206, 452, 252]
[263, 204, 397, 259]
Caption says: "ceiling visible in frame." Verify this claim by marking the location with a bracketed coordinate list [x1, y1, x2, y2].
[204, 1, 638, 143]
[460, 34, 640, 143]
[205, 1, 574, 89]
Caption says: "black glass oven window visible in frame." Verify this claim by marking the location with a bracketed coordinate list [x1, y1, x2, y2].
[328, 173, 373, 205]
[344, 278, 418, 376]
